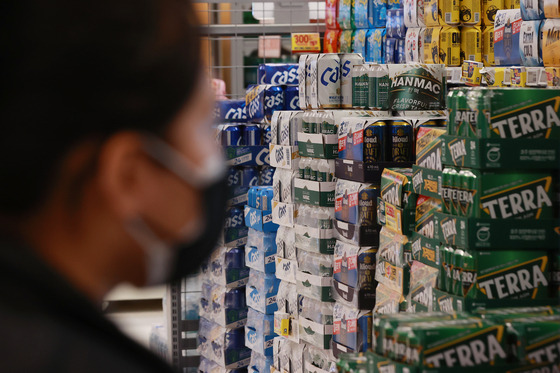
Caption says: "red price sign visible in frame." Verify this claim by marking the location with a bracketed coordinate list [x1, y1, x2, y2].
[291, 33, 321, 53]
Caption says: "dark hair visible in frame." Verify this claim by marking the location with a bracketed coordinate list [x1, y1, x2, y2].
[0, 0, 202, 215]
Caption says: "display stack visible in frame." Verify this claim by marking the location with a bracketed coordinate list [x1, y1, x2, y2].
[244, 185, 279, 373]
[198, 98, 274, 373]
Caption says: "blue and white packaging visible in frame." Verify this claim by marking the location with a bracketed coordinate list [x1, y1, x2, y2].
[245, 308, 276, 356]
[248, 352, 273, 373]
[388, 0, 402, 9]
[272, 338, 305, 373]
[200, 357, 248, 373]
[367, 28, 387, 63]
[215, 100, 248, 123]
[369, 0, 388, 28]
[245, 206, 279, 232]
[354, 0, 370, 29]
[284, 86, 300, 111]
[245, 228, 277, 273]
[339, 0, 353, 30]
[200, 282, 248, 328]
[521, 0, 544, 20]
[494, 9, 523, 66]
[201, 246, 250, 288]
[246, 269, 280, 314]
[258, 64, 299, 86]
[246, 85, 266, 122]
[386, 8, 407, 39]
[354, 29, 368, 57]
[520, 20, 543, 67]
[198, 318, 251, 369]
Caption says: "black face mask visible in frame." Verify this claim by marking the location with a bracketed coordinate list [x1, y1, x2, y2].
[125, 135, 228, 286]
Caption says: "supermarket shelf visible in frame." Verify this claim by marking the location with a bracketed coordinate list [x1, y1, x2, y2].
[200, 23, 325, 36]
[193, 0, 323, 3]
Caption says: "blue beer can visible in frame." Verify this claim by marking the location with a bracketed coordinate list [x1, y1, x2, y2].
[224, 287, 246, 309]
[225, 247, 245, 269]
[385, 38, 397, 64]
[264, 86, 284, 120]
[257, 64, 267, 85]
[396, 39, 406, 63]
[215, 100, 248, 123]
[256, 187, 274, 211]
[285, 85, 300, 111]
[243, 167, 260, 188]
[248, 185, 261, 208]
[227, 167, 242, 189]
[221, 124, 243, 147]
[262, 64, 299, 85]
[259, 166, 275, 186]
[225, 207, 245, 229]
[262, 124, 273, 145]
[244, 124, 262, 146]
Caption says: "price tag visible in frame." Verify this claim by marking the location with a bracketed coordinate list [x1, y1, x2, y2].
[291, 33, 321, 53]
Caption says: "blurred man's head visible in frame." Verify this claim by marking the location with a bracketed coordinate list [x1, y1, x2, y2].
[0, 0, 224, 299]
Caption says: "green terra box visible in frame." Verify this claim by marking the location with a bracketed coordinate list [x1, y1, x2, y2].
[378, 198, 416, 236]
[412, 166, 442, 200]
[433, 212, 560, 250]
[410, 233, 441, 269]
[440, 136, 560, 169]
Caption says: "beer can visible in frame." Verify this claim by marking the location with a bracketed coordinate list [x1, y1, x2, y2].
[354, 29, 368, 58]
[386, 38, 398, 64]
[341, 53, 365, 108]
[390, 121, 413, 162]
[418, 28, 427, 62]
[521, 0, 545, 21]
[244, 124, 262, 146]
[441, 168, 454, 214]
[319, 110, 337, 134]
[519, 20, 543, 67]
[460, 0, 481, 26]
[371, 0, 389, 28]
[262, 124, 273, 145]
[368, 64, 390, 110]
[256, 187, 274, 211]
[340, 30, 355, 54]
[224, 287, 245, 309]
[264, 86, 285, 120]
[458, 169, 476, 217]
[260, 64, 299, 86]
[259, 166, 275, 186]
[404, 0, 419, 27]
[438, 244, 447, 289]
[482, 0, 502, 26]
[302, 111, 318, 134]
[449, 168, 460, 216]
[355, 0, 370, 29]
[494, 9, 523, 66]
[324, 29, 341, 54]
[405, 28, 422, 63]
[298, 55, 308, 110]
[461, 26, 482, 64]
[285, 85, 300, 111]
[363, 121, 386, 162]
[452, 248, 464, 296]
[222, 124, 243, 147]
[425, 0, 442, 26]
[326, 0, 340, 29]
[225, 207, 245, 229]
[461, 250, 475, 297]
[424, 27, 442, 64]
[352, 64, 370, 108]
[441, 26, 461, 66]
[482, 26, 495, 66]
[225, 247, 245, 269]
[367, 28, 387, 64]
[306, 54, 319, 109]
[257, 64, 266, 85]
[243, 167, 260, 188]
[339, 0, 353, 29]
[444, 246, 455, 292]
[317, 53, 341, 109]
[396, 39, 406, 63]
[442, 0, 460, 25]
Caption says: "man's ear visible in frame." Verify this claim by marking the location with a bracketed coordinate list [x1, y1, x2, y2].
[95, 132, 147, 220]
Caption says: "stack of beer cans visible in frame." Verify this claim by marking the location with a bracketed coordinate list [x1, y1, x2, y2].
[243, 185, 280, 373]
[199, 98, 277, 373]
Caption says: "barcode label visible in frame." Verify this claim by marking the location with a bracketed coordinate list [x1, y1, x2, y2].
[475, 13, 480, 23]
[469, 54, 475, 60]
[445, 13, 451, 24]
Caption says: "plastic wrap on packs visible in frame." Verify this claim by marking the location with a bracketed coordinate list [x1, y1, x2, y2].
[201, 246, 249, 288]
[367, 28, 387, 63]
[302, 345, 337, 373]
[520, 20, 544, 67]
[408, 260, 439, 311]
[354, 29, 368, 57]
[277, 281, 299, 316]
[378, 227, 409, 267]
[374, 283, 405, 314]
[405, 28, 423, 62]
[276, 226, 297, 260]
[250, 352, 274, 373]
[247, 308, 275, 336]
[298, 250, 334, 277]
[200, 282, 248, 328]
[246, 228, 277, 273]
[494, 9, 523, 66]
[246, 269, 280, 314]
[339, 0, 353, 30]
[298, 296, 334, 325]
[370, 0, 389, 28]
[387, 8, 408, 38]
[521, 0, 544, 20]
[273, 338, 305, 373]
[198, 318, 251, 369]
[355, 0, 370, 29]
[332, 303, 373, 352]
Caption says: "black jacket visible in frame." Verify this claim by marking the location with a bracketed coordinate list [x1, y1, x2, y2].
[0, 239, 176, 372]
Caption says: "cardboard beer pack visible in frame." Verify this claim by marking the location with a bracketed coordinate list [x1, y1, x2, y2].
[335, 179, 380, 226]
[542, 19, 560, 67]
[381, 168, 416, 209]
[494, 9, 523, 66]
[415, 126, 447, 171]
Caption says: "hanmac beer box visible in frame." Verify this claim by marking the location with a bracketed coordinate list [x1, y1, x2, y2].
[494, 9, 523, 66]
